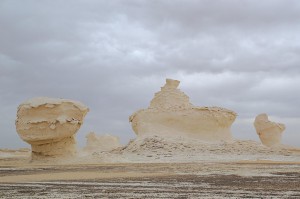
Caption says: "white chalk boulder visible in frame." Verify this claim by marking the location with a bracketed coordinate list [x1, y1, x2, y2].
[15, 97, 89, 159]
[129, 79, 237, 141]
[254, 113, 285, 147]
[84, 132, 121, 152]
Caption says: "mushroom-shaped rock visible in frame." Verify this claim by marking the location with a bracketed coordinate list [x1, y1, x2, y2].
[254, 113, 285, 147]
[15, 97, 89, 160]
[129, 79, 237, 141]
[84, 132, 121, 152]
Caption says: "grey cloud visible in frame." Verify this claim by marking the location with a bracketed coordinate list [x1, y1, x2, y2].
[0, 0, 299, 148]
[124, 0, 300, 29]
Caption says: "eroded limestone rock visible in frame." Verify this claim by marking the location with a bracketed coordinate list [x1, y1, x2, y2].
[254, 113, 285, 147]
[129, 79, 237, 141]
[15, 97, 89, 160]
[84, 132, 121, 152]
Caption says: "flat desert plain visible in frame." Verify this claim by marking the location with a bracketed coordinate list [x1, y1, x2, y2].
[0, 152, 299, 199]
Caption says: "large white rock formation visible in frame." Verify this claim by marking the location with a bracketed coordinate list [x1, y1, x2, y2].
[129, 79, 237, 141]
[15, 97, 89, 160]
[84, 132, 121, 152]
[254, 113, 285, 147]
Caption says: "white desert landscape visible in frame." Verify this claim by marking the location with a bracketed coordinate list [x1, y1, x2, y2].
[0, 79, 299, 198]
[1, 1, 300, 198]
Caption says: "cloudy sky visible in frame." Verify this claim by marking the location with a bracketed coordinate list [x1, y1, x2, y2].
[1, 0, 300, 148]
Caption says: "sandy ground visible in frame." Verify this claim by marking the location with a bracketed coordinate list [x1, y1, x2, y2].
[1, 139, 300, 198]
[0, 160, 300, 198]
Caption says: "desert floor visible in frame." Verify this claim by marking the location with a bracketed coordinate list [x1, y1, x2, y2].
[0, 156, 299, 198]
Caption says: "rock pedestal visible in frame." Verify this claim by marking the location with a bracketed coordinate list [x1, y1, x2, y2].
[15, 97, 89, 160]
[129, 79, 237, 141]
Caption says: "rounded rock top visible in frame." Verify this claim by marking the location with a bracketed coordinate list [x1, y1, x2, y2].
[19, 97, 89, 111]
[15, 97, 89, 159]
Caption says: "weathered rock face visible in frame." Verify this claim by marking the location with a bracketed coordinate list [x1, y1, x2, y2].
[129, 79, 237, 141]
[254, 113, 285, 147]
[84, 132, 121, 152]
[15, 97, 89, 160]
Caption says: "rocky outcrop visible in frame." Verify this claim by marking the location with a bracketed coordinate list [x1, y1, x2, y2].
[84, 132, 121, 152]
[129, 79, 237, 141]
[15, 97, 89, 160]
[254, 113, 285, 147]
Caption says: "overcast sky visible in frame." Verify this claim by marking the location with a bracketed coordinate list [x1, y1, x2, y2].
[1, 0, 300, 149]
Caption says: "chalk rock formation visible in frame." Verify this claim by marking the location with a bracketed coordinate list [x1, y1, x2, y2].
[129, 79, 237, 141]
[15, 97, 89, 159]
[254, 113, 285, 147]
[84, 132, 121, 152]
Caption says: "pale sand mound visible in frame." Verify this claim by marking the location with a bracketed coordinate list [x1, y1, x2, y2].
[1, 138, 299, 165]
[254, 113, 286, 147]
[130, 79, 237, 142]
[15, 97, 89, 160]
[93, 136, 300, 163]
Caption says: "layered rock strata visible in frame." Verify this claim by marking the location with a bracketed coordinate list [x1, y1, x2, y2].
[15, 97, 89, 160]
[254, 113, 285, 147]
[129, 79, 237, 141]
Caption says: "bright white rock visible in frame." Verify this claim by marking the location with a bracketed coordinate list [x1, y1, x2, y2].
[129, 79, 237, 142]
